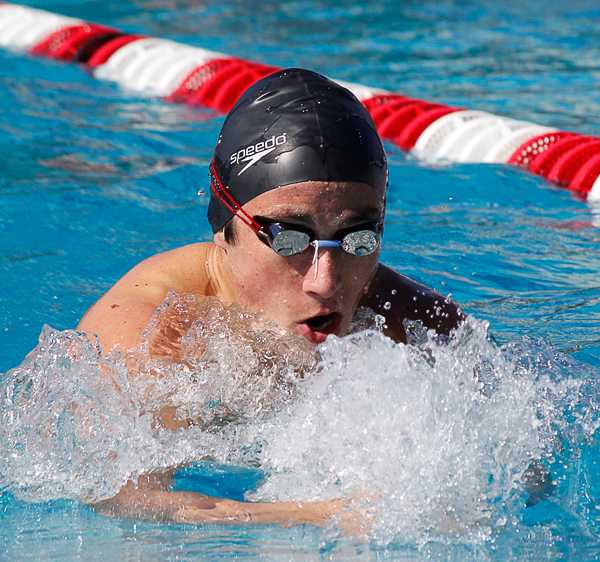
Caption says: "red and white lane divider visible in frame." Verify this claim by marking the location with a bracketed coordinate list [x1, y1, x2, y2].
[1, 3, 599, 202]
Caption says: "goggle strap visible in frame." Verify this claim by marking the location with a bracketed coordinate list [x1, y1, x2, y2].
[209, 160, 262, 233]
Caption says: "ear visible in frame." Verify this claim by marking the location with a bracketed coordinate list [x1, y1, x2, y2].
[214, 230, 227, 251]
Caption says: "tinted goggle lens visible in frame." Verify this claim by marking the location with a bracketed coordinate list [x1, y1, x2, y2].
[269, 228, 379, 257]
[341, 229, 379, 256]
[271, 230, 311, 257]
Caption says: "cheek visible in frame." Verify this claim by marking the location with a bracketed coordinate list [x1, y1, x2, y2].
[336, 254, 379, 310]
[229, 246, 303, 308]
[342, 254, 379, 287]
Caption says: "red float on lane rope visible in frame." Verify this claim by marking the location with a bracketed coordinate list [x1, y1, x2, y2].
[570, 154, 600, 197]
[508, 132, 573, 169]
[397, 106, 460, 151]
[529, 135, 594, 178]
[30, 23, 116, 61]
[87, 34, 143, 68]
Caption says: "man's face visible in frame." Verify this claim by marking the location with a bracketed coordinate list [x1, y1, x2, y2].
[215, 181, 385, 344]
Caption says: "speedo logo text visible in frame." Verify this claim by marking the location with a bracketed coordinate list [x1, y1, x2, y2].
[230, 133, 287, 176]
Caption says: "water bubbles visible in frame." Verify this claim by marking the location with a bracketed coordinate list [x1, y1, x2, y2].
[0, 296, 598, 546]
[0, 294, 311, 504]
[383, 301, 392, 310]
[249, 319, 600, 544]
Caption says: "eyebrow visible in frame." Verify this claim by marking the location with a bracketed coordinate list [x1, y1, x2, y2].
[254, 207, 382, 225]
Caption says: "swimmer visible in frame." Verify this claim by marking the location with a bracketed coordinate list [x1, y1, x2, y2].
[80, 68, 464, 531]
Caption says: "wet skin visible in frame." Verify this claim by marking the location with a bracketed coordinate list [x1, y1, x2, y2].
[78, 180, 462, 352]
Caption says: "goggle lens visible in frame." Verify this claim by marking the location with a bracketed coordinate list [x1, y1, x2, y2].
[271, 230, 311, 256]
[341, 229, 379, 256]
[269, 227, 379, 257]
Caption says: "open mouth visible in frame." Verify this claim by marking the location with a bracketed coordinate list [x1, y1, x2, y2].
[297, 312, 342, 343]
[305, 313, 339, 332]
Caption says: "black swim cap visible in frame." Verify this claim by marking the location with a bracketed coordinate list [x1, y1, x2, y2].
[207, 68, 387, 233]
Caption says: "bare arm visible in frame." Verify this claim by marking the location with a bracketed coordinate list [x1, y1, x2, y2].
[92, 471, 363, 532]
[362, 264, 465, 343]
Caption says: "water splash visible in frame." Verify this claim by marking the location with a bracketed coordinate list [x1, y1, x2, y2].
[0, 294, 312, 503]
[249, 320, 599, 545]
[0, 293, 598, 547]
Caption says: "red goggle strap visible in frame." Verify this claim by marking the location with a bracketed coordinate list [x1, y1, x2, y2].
[209, 160, 262, 233]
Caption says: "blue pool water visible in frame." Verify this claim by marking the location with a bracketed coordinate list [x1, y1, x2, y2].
[1, 1, 600, 560]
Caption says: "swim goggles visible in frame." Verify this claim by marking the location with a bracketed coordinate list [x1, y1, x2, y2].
[255, 218, 381, 279]
[254, 217, 380, 258]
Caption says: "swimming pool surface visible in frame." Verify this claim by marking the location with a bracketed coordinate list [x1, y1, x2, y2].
[1, 1, 599, 560]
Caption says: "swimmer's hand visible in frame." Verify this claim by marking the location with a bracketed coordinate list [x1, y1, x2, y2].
[92, 474, 371, 536]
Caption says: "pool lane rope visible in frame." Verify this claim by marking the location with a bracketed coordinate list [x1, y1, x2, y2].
[1, 3, 599, 202]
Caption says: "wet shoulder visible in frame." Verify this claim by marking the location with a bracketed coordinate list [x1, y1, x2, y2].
[361, 263, 464, 342]
[77, 243, 223, 350]
[123, 242, 220, 297]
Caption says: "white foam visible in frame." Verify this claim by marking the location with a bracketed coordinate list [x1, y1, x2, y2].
[411, 111, 557, 166]
[0, 294, 597, 545]
[438, 114, 499, 162]
[0, 295, 312, 502]
[248, 321, 598, 543]
[452, 118, 550, 163]
[484, 125, 555, 163]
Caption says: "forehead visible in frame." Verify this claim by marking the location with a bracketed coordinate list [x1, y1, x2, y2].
[243, 181, 385, 221]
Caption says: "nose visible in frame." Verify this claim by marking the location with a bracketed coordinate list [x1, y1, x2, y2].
[302, 246, 340, 299]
